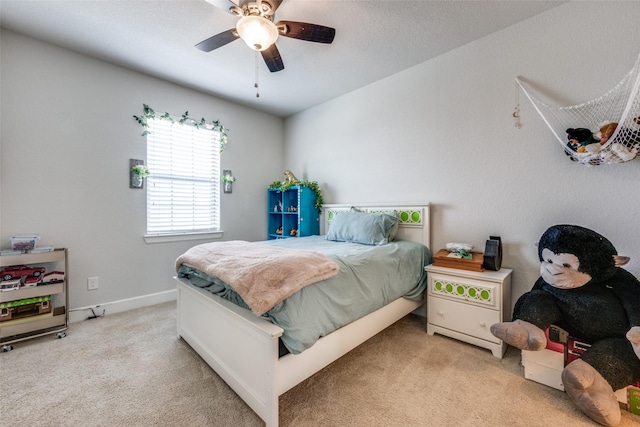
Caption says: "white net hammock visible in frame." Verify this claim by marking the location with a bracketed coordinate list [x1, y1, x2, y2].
[516, 53, 640, 166]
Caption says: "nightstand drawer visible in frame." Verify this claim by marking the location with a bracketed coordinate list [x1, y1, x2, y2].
[428, 297, 499, 344]
[428, 272, 500, 310]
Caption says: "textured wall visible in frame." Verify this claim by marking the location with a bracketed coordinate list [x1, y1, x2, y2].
[0, 30, 284, 310]
[284, 1, 640, 306]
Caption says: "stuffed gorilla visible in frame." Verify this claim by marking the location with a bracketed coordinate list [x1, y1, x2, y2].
[491, 225, 640, 426]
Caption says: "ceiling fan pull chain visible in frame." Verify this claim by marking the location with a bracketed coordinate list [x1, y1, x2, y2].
[255, 51, 260, 98]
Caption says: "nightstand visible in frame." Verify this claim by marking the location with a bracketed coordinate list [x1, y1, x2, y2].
[425, 264, 512, 358]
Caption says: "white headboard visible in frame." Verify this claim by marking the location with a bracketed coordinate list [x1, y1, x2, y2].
[322, 202, 431, 249]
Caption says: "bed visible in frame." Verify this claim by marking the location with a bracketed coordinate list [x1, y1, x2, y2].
[175, 202, 431, 427]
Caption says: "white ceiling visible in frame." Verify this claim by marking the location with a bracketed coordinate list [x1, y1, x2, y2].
[0, 0, 564, 117]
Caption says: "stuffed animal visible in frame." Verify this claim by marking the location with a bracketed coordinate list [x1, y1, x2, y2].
[491, 225, 640, 427]
[565, 128, 598, 153]
[602, 142, 639, 163]
[594, 121, 640, 163]
[594, 121, 618, 144]
[284, 170, 299, 184]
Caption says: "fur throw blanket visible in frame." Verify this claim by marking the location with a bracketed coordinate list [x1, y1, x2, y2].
[175, 240, 339, 315]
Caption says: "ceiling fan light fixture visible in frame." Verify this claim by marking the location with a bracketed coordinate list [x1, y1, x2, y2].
[236, 16, 279, 51]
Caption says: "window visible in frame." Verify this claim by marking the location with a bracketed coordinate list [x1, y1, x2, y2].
[145, 118, 221, 240]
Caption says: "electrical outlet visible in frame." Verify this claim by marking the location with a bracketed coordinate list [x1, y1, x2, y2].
[87, 277, 99, 290]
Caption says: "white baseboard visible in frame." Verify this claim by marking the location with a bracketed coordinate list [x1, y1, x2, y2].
[69, 289, 177, 323]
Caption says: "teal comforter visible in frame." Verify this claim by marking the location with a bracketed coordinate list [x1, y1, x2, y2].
[178, 236, 431, 354]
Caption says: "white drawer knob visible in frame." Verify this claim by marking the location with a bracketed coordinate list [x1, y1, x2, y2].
[438, 310, 444, 316]
[479, 322, 486, 327]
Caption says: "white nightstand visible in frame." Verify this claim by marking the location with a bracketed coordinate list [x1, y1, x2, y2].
[425, 264, 512, 359]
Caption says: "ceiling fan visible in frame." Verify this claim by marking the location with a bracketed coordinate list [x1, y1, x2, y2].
[196, 0, 335, 72]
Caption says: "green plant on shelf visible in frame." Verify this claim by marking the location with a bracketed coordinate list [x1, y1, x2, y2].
[269, 180, 324, 213]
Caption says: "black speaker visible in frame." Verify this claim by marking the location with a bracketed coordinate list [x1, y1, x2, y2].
[483, 236, 502, 271]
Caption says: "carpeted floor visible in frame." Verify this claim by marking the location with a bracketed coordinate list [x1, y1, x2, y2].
[2, 301, 639, 426]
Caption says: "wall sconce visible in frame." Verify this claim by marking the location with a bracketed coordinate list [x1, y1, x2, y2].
[130, 159, 149, 189]
[222, 170, 236, 193]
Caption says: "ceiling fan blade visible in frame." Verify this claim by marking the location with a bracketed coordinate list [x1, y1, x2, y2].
[276, 20, 335, 44]
[261, 44, 284, 72]
[195, 29, 239, 52]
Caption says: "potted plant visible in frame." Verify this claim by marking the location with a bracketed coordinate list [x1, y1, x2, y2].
[130, 164, 150, 188]
[221, 171, 236, 193]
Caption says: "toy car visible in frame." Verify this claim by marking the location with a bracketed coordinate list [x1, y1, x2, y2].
[0, 265, 46, 281]
[41, 271, 65, 284]
[0, 279, 21, 291]
[23, 276, 42, 287]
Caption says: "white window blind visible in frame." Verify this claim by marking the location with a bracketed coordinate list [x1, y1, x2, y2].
[146, 118, 220, 235]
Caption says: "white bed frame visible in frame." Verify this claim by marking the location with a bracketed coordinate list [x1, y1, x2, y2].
[176, 202, 431, 427]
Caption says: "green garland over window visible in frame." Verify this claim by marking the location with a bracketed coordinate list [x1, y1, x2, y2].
[269, 180, 324, 213]
[133, 104, 229, 153]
